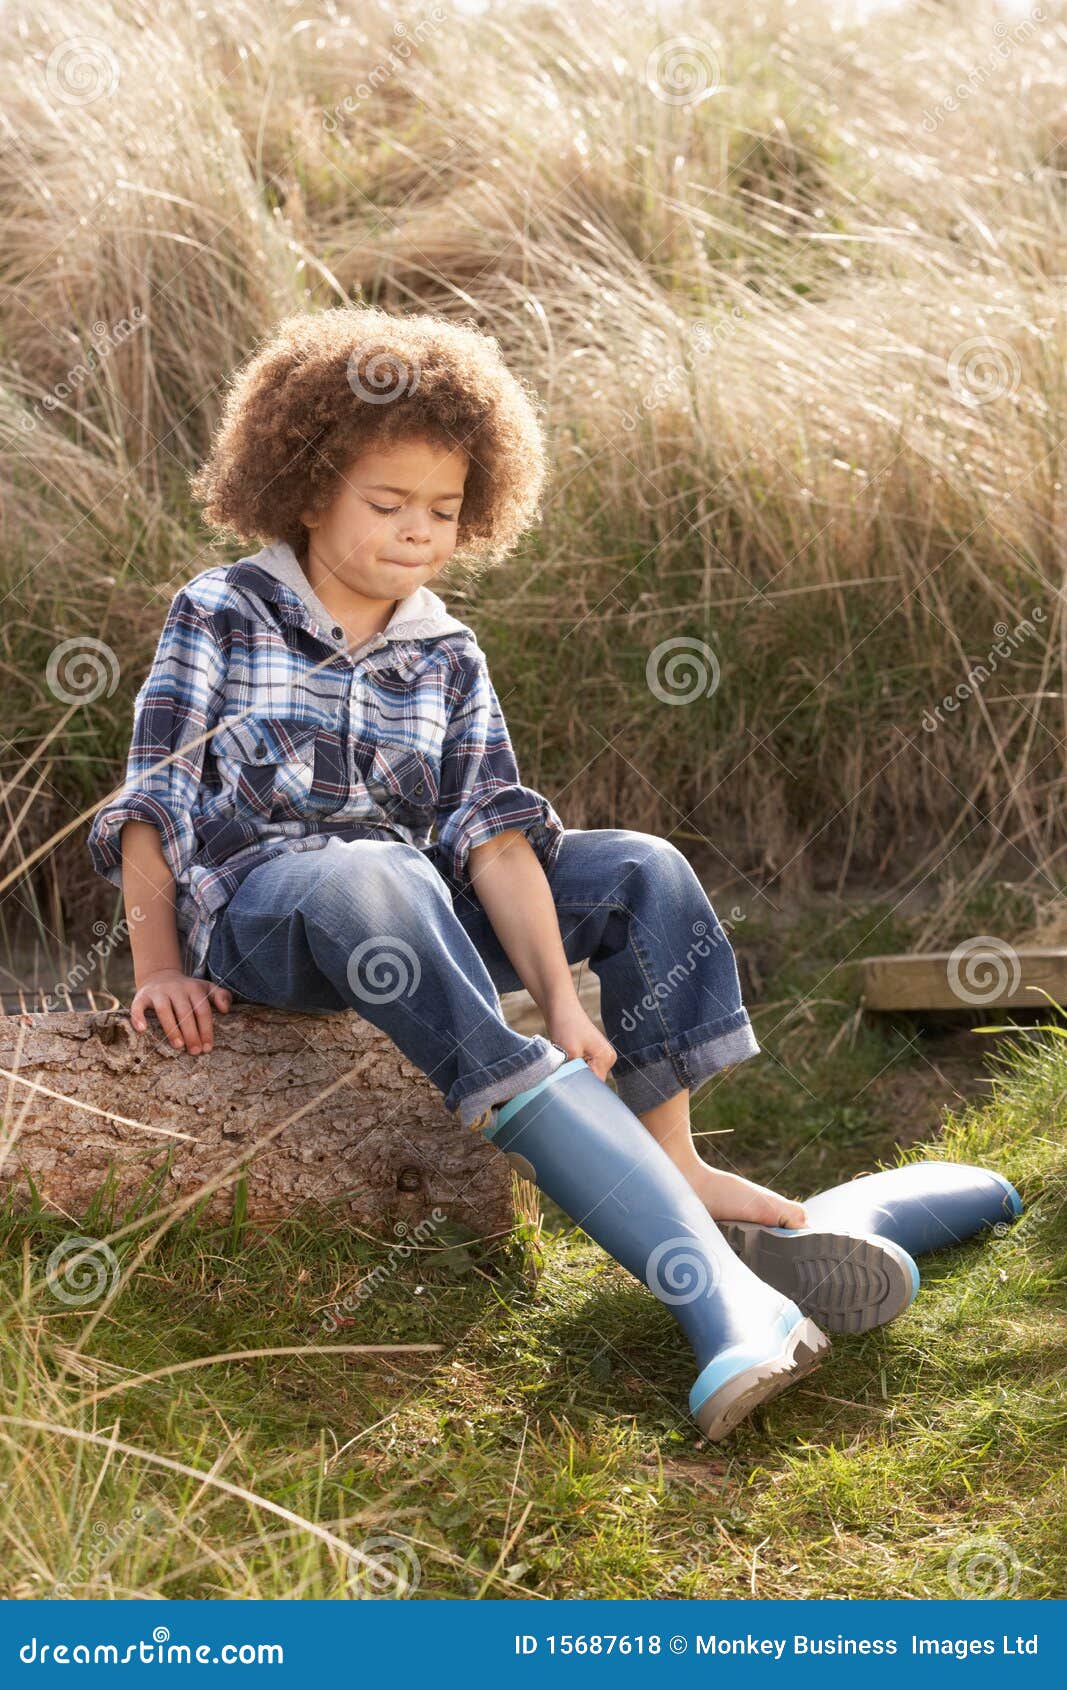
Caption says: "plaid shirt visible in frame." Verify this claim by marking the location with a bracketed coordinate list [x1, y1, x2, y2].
[87, 540, 566, 980]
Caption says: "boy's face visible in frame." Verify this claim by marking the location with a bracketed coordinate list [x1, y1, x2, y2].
[300, 436, 469, 602]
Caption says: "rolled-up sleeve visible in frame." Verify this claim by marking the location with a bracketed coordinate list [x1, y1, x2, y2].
[86, 589, 227, 892]
[436, 644, 565, 883]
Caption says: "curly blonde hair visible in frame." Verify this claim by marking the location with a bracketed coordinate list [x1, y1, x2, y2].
[188, 307, 548, 571]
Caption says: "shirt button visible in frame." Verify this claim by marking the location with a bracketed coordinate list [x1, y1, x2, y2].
[254, 741, 267, 758]
[332, 625, 344, 640]
[414, 782, 425, 795]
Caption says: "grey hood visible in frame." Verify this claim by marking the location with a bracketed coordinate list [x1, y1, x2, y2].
[250, 538, 473, 648]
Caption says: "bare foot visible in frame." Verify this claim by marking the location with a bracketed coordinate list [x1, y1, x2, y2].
[688, 1163, 807, 1228]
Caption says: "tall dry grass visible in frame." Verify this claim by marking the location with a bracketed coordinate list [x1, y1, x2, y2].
[2, 0, 1066, 956]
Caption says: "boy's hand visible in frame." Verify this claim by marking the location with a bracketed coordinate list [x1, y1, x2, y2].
[130, 968, 232, 1055]
[544, 997, 617, 1084]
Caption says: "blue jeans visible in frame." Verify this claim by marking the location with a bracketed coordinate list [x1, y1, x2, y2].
[204, 828, 760, 1127]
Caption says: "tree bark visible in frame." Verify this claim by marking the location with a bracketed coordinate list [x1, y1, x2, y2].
[0, 1005, 521, 1238]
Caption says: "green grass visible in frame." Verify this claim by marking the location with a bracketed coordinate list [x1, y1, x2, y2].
[1, 897, 1063, 1599]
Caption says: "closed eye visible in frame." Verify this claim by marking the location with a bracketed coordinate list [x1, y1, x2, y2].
[368, 500, 458, 522]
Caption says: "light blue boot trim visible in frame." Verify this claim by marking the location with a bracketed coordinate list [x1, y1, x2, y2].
[987, 1170, 1024, 1218]
[688, 1304, 806, 1419]
[490, 1056, 588, 1134]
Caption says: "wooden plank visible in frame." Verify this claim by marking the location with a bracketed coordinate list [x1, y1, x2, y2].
[859, 947, 1067, 1011]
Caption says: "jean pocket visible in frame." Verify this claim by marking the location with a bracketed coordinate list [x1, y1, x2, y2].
[367, 741, 440, 825]
[210, 714, 322, 820]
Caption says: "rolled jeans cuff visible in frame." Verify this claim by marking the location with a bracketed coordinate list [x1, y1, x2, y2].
[611, 1013, 760, 1115]
[454, 1037, 570, 1129]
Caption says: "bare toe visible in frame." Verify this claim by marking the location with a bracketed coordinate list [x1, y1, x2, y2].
[689, 1165, 809, 1228]
[776, 1199, 808, 1229]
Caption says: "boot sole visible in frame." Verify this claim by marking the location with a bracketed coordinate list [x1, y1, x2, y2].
[691, 1316, 831, 1441]
[718, 1222, 919, 1334]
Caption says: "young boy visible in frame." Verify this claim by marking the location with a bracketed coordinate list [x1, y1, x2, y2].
[87, 307, 912, 1438]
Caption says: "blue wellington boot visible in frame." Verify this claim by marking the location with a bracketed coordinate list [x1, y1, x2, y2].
[803, 1161, 1023, 1253]
[477, 1056, 831, 1441]
[719, 1161, 1022, 1332]
[716, 1219, 921, 1335]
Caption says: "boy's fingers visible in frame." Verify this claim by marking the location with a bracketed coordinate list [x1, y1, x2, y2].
[173, 991, 206, 1053]
[150, 995, 184, 1050]
[188, 991, 214, 1051]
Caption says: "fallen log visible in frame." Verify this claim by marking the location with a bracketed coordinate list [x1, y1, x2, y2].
[0, 1003, 521, 1238]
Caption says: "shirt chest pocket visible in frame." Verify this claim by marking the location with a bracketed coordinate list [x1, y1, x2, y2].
[210, 715, 343, 821]
[366, 741, 440, 826]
